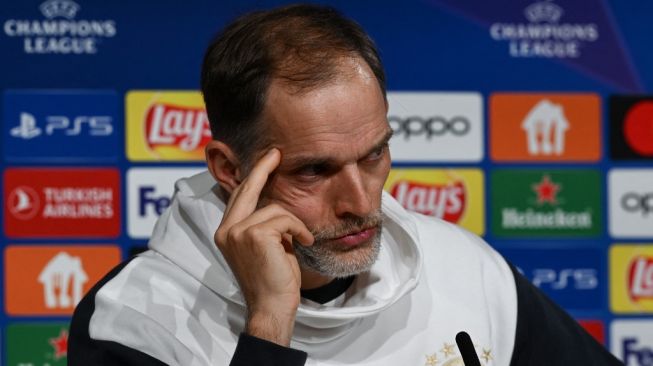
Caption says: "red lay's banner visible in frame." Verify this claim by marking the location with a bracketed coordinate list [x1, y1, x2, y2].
[4, 168, 121, 238]
[127, 91, 212, 161]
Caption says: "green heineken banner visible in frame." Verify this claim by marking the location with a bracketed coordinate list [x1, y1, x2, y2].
[6, 323, 68, 366]
[491, 169, 601, 237]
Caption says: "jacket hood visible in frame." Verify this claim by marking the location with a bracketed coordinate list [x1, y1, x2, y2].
[148, 171, 423, 344]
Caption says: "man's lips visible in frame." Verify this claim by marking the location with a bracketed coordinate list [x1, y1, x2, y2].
[331, 226, 377, 247]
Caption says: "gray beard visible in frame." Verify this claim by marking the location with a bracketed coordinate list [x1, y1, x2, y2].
[293, 210, 383, 278]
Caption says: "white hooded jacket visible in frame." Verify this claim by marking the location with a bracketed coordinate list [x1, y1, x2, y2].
[70, 171, 527, 365]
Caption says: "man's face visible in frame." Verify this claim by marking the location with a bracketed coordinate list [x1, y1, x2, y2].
[258, 59, 392, 279]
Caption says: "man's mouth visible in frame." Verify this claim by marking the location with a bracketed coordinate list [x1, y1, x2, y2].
[331, 226, 378, 247]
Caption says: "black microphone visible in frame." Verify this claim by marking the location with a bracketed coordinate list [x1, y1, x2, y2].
[455, 331, 482, 366]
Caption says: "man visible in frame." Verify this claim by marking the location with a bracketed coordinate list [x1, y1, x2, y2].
[69, 4, 621, 365]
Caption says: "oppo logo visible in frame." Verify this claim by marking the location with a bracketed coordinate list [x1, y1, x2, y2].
[621, 192, 653, 215]
[389, 116, 470, 140]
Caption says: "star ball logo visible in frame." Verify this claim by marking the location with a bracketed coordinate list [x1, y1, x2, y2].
[489, 0, 599, 59]
[610, 95, 653, 160]
[2, 0, 117, 54]
[610, 245, 653, 313]
[6, 323, 70, 365]
[491, 169, 600, 237]
[384, 168, 485, 235]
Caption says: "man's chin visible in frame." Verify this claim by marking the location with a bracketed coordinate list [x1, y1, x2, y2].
[294, 228, 382, 278]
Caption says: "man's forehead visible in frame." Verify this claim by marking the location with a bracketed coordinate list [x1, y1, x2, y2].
[278, 126, 392, 168]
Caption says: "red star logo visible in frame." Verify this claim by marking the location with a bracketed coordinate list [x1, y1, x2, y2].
[49, 329, 68, 360]
[532, 175, 560, 205]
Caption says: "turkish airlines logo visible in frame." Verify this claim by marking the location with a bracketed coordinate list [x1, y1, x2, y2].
[4, 168, 120, 238]
[390, 180, 466, 222]
[629, 256, 653, 301]
[8, 186, 40, 220]
[39, 252, 88, 309]
[145, 103, 211, 152]
[9, 112, 112, 140]
[522, 99, 569, 156]
[490, 93, 600, 162]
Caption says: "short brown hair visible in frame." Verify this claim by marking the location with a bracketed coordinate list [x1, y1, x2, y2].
[201, 4, 386, 166]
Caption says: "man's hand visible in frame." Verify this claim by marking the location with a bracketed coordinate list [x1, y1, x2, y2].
[214, 148, 314, 347]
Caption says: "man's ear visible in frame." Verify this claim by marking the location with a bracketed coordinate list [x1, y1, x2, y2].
[205, 140, 242, 194]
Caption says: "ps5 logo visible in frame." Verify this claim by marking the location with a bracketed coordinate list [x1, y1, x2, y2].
[531, 268, 598, 290]
[10, 112, 113, 140]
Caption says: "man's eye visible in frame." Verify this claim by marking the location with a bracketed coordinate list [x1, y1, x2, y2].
[295, 164, 328, 178]
[366, 145, 386, 161]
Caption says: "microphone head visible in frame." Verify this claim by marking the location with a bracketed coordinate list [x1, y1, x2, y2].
[455, 331, 482, 366]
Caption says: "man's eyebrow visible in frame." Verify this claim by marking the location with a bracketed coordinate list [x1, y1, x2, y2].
[282, 128, 394, 170]
[361, 128, 394, 158]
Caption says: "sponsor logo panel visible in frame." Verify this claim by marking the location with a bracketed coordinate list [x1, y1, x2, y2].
[490, 93, 601, 162]
[384, 169, 484, 235]
[127, 167, 205, 238]
[610, 95, 653, 160]
[6, 323, 69, 365]
[491, 169, 601, 237]
[387, 92, 483, 162]
[578, 320, 605, 345]
[4, 168, 120, 238]
[3, 90, 119, 162]
[611, 319, 653, 365]
[126, 91, 211, 161]
[609, 169, 653, 238]
[2, 0, 118, 55]
[610, 245, 653, 313]
[500, 247, 604, 311]
[489, 0, 600, 59]
[4, 245, 120, 315]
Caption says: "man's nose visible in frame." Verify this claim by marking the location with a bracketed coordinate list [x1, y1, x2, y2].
[333, 165, 373, 218]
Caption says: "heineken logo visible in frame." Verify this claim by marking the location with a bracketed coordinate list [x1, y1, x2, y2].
[532, 175, 560, 205]
[491, 169, 600, 237]
[7, 324, 69, 365]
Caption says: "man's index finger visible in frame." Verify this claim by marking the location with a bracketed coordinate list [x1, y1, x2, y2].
[222, 148, 281, 225]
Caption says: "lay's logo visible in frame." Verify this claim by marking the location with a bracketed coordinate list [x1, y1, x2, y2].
[385, 169, 484, 235]
[390, 180, 466, 222]
[127, 91, 211, 161]
[610, 244, 653, 313]
[629, 256, 653, 301]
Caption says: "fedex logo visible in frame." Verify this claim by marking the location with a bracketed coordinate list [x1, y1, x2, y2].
[623, 338, 653, 365]
[139, 186, 171, 217]
[532, 268, 598, 290]
[128, 167, 205, 238]
[612, 320, 653, 365]
[500, 247, 604, 311]
[3, 90, 119, 162]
